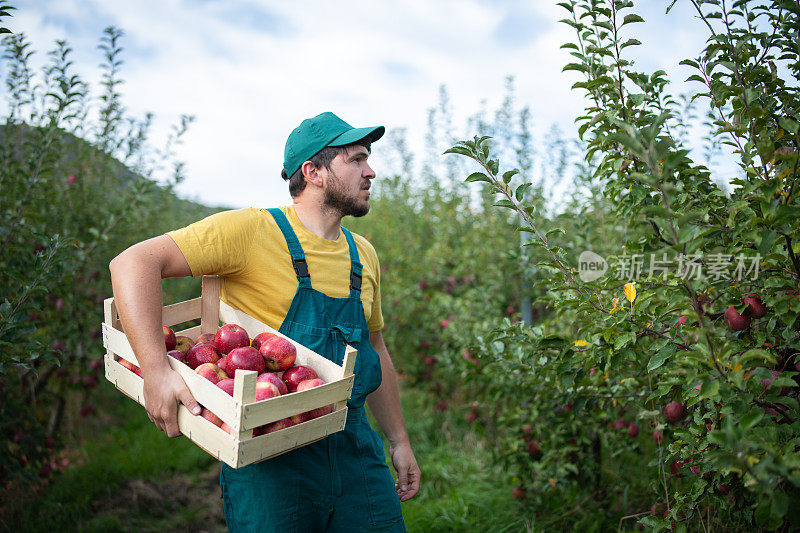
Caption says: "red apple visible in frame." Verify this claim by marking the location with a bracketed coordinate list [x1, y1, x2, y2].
[259, 336, 297, 372]
[742, 294, 767, 318]
[118, 358, 141, 376]
[290, 411, 312, 425]
[257, 372, 288, 395]
[217, 355, 231, 376]
[186, 343, 221, 370]
[295, 378, 333, 420]
[167, 349, 187, 364]
[652, 429, 662, 444]
[255, 381, 281, 401]
[219, 422, 254, 437]
[195, 362, 228, 384]
[761, 369, 788, 396]
[628, 422, 639, 437]
[200, 407, 224, 427]
[613, 418, 627, 430]
[528, 441, 543, 459]
[256, 417, 293, 436]
[196, 333, 216, 345]
[163, 326, 177, 351]
[512, 486, 526, 500]
[174, 335, 194, 355]
[251, 332, 277, 351]
[663, 401, 687, 423]
[214, 324, 250, 355]
[227, 346, 265, 375]
[217, 378, 235, 396]
[283, 365, 318, 393]
[724, 306, 751, 331]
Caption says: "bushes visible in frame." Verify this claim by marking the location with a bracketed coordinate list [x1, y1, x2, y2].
[444, 1, 800, 530]
[0, 10, 222, 490]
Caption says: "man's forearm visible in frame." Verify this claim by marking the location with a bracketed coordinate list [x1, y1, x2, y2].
[109, 248, 171, 375]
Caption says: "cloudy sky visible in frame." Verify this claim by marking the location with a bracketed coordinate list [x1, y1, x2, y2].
[0, 0, 713, 209]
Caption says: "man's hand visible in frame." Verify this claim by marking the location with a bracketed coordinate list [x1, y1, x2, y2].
[142, 367, 201, 438]
[391, 441, 420, 501]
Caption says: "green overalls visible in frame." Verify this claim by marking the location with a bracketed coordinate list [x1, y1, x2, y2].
[219, 208, 406, 533]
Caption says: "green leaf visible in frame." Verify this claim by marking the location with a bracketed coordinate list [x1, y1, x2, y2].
[622, 14, 644, 24]
[620, 38, 641, 49]
[502, 169, 519, 183]
[779, 117, 799, 134]
[699, 379, 719, 399]
[465, 172, 488, 183]
[614, 331, 636, 351]
[563, 62, 589, 73]
[739, 348, 775, 366]
[444, 146, 472, 157]
[647, 349, 671, 371]
[493, 199, 515, 209]
[740, 411, 762, 430]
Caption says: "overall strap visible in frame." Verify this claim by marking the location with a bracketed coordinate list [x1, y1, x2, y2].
[341, 227, 363, 298]
[266, 208, 312, 288]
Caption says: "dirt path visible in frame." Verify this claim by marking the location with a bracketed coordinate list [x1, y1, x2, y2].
[88, 463, 227, 532]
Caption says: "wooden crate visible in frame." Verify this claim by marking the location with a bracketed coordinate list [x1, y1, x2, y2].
[101, 275, 356, 468]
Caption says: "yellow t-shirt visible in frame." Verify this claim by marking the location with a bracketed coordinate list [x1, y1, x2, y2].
[166, 206, 383, 332]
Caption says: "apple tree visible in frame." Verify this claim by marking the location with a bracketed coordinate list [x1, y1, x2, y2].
[447, 0, 799, 530]
[0, 6, 216, 487]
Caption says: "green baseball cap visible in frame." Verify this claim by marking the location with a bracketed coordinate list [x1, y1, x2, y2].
[283, 112, 385, 179]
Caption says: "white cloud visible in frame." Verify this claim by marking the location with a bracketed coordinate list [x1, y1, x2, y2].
[0, 0, 724, 210]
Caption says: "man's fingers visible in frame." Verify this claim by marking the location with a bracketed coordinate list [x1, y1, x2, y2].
[162, 407, 181, 438]
[178, 387, 202, 416]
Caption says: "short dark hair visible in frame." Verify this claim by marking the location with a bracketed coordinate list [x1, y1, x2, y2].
[282, 138, 372, 198]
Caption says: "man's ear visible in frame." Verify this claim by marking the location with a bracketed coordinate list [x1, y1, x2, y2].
[301, 160, 323, 188]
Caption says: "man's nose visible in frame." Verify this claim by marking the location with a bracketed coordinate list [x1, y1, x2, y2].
[363, 163, 375, 179]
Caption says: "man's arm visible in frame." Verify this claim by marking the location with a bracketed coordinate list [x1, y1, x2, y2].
[366, 330, 420, 502]
[109, 234, 201, 438]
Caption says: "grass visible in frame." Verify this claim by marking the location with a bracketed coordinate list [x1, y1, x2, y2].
[1, 384, 224, 533]
[382, 390, 537, 532]
[3, 378, 649, 532]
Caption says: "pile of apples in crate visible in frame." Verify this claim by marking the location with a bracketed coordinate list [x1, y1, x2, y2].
[116, 324, 332, 436]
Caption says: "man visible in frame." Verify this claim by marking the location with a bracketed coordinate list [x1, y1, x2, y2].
[109, 112, 420, 532]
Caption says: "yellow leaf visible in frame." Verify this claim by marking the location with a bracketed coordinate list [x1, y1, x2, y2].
[624, 282, 637, 303]
[733, 363, 743, 373]
[574, 339, 589, 347]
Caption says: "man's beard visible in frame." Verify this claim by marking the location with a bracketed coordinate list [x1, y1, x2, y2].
[322, 171, 370, 218]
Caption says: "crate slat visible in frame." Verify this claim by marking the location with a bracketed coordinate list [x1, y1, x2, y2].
[237, 408, 348, 466]
[201, 276, 220, 334]
[162, 297, 202, 328]
[240, 377, 353, 430]
[175, 325, 202, 341]
[103, 323, 138, 365]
